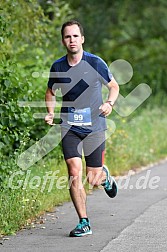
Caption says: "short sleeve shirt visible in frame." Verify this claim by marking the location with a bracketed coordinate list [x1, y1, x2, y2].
[47, 51, 112, 133]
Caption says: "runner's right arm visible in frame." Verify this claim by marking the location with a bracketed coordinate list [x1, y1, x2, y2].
[45, 88, 56, 125]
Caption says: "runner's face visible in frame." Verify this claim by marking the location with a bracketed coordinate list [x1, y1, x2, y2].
[62, 25, 84, 54]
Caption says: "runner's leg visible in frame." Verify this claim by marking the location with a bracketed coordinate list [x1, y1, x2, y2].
[61, 129, 88, 219]
[66, 157, 88, 219]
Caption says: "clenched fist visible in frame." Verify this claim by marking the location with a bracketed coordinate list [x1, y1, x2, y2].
[45, 113, 55, 125]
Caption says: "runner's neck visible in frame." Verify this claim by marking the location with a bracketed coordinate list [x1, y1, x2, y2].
[67, 50, 83, 66]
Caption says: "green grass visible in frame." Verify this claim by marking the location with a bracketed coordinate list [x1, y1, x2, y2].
[106, 107, 167, 174]
[0, 106, 167, 235]
[0, 159, 70, 235]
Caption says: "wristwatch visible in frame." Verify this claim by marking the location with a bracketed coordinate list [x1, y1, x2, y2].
[106, 100, 114, 107]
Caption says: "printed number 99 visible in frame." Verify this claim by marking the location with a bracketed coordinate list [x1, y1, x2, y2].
[74, 114, 83, 121]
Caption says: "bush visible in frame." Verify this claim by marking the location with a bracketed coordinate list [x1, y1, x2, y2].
[0, 0, 72, 189]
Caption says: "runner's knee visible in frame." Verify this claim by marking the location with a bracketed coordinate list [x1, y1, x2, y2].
[66, 157, 82, 177]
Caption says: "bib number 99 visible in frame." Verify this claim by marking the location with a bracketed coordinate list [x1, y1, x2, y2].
[74, 114, 83, 121]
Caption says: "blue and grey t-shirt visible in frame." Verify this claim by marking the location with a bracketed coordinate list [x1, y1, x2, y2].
[47, 51, 112, 133]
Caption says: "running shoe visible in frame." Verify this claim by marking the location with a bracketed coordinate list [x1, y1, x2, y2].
[69, 219, 92, 237]
[102, 165, 118, 198]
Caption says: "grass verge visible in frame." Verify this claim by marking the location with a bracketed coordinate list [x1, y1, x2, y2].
[106, 107, 167, 174]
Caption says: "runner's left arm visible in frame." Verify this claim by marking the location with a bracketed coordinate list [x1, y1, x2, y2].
[99, 77, 119, 117]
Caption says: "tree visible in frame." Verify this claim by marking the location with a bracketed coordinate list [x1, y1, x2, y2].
[68, 0, 167, 102]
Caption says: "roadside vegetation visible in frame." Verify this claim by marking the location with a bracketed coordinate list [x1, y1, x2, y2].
[0, 0, 167, 235]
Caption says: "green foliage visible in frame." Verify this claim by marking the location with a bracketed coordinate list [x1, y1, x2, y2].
[0, 0, 72, 160]
[69, 0, 167, 103]
[0, 158, 70, 235]
[0, 61, 33, 148]
[106, 107, 167, 175]
[0, 0, 73, 204]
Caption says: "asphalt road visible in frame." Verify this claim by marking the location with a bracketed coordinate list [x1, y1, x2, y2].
[1, 160, 167, 252]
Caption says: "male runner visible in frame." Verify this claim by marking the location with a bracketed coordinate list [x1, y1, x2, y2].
[45, 20, 119, 237]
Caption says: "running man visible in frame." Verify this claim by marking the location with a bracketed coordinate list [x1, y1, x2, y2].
[45, 20, 119, 237]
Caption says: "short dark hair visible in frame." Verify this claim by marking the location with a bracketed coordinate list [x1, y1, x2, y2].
[61, 20, 84, 38]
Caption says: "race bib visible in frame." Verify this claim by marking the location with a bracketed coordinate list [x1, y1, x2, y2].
[67, 107, 92, 126]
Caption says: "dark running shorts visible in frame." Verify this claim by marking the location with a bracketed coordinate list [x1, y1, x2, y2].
[61, 128, 105, 167]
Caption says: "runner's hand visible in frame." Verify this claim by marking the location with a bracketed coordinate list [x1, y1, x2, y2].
[99, 102, 113, 117]
[45, 113, 55, 125]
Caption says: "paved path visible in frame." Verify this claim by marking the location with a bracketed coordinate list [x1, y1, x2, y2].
[1, 160, 167, 252]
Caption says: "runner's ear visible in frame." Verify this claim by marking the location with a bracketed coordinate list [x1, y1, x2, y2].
[82, 36, 85, 44]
